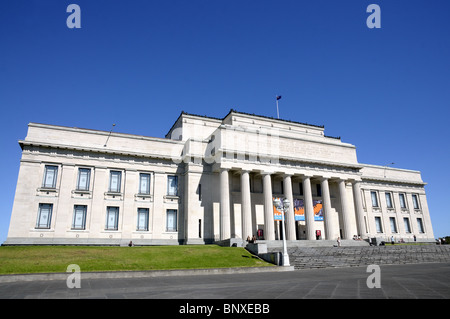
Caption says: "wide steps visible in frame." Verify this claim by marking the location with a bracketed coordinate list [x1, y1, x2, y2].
[268, 245, 450, 269]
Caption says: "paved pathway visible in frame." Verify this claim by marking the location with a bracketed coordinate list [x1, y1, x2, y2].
[1, 262, 449, 299]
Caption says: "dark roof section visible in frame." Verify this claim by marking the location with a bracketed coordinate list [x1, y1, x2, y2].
[165, 109, 326, 138]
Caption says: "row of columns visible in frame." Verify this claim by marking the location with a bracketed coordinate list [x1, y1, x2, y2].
[220, 169, 366, 241]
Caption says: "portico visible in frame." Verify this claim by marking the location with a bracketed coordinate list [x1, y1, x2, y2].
[218, 166, 365, 242]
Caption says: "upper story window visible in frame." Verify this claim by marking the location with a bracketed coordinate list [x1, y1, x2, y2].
[139, 173, 151, 195]
[385, 192, 393, 209]
[42, 165, 58, 188]
[412, 194, 420, 210]
[371, 191, 379, 208]
[109, 171, 122, 193]
[76, 168, 91, 191]
[167, 175, 178, 196]
[399, 193, 407, 209]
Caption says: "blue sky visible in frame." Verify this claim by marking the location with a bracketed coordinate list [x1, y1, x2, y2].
[0, 0, 449, 243]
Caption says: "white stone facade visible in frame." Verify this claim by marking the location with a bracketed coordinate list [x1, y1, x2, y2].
[4, 110, 435, 245]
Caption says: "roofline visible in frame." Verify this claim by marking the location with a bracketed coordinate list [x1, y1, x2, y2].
[165, 109, 325, 138]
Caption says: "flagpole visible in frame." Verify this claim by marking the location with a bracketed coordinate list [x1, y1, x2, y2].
[276, 96, 279, 119]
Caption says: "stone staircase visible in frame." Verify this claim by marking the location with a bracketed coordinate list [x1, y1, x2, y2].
[268, 245, 450, 269]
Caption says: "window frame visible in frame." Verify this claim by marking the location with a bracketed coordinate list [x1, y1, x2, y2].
[36, 203, 53, 229]
[42, 165, 58, 188]
[167, 175, 178, 196]
[105, 206, 119, 230]
[403, 217, 411, 233]
[166, 209, 178, 232]
[137, 208, 149, 231]
[76, 168, 91, 191]
[374, 216, 383, 233]
[109, 171, 122, 193]
[417, 218, 425, 233]
[72, 205, 87, 230]
[385, 192, 394, 209]
[412, 194, 421, 210]
[139, 173, 151, 195]
[389, 217, 398, 233]
[399, 193, 407, 209]
[371, 191, 379, 208]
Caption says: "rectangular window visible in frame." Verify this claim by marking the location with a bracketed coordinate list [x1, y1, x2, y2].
[137, 208, 149, 231]
[385, 192, 393, 209]
[105, 207, 119, 230]
[167, 175, 178, 196]
[389, 217, 397, 233]
[399, 193, 407, 209]
[361, 190, 366, 209]
[76, 168, 91, 191]
[371, 191, 379, 208]
[417, 218, 425, 233]
[403, 217, 411, 233]
[374, 216, 383, 233]
[299, 183, 304, 196]
[139, 173, 151, 195]
[109, 171, 122, 193]
[316, 184, 322, 197]
[166, 209, 177, 232]
[412, 194, 420, 210]
[36, 203, 53, 229]
[43, 165, 58, 188]
[72, 205, 87, 230]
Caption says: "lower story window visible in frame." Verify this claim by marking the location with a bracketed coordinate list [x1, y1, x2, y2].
[106, 207, 119, 230]
[403, 217, 411, 233]
[417, 218, 425, 233]
[36, 203, 53, 229]
[389, 217, 398, 233]
[137, 208, 149, 231]
[374, 216, 383, 233]
[166, 209, 177, 232]
[72, 205, 87, 230]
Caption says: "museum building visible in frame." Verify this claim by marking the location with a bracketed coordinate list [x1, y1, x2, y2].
[4, 110, 435, 245]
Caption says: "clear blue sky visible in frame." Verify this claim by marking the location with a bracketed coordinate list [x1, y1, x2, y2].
[1, 0, 449, 243]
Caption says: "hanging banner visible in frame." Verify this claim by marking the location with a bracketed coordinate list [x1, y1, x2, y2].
[272, 197, 283, 220]
[294, 199, 324, 221]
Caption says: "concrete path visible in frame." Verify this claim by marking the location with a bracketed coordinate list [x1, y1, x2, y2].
[0, 262, 449, 299]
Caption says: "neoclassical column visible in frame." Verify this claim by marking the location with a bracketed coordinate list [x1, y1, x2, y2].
[302, 175, 315, 240]
[219, 169, 231, 240]
[352, 181, 367, 238]
[283, 175, 296, 240]
[320, 177, 334, 240]
[262, 173, 275, 240]
[338, 179, 352, 239]
[241, 170, 252, 240]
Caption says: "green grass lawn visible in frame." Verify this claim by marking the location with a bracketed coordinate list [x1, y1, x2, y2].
[0, 245, 273, 275]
